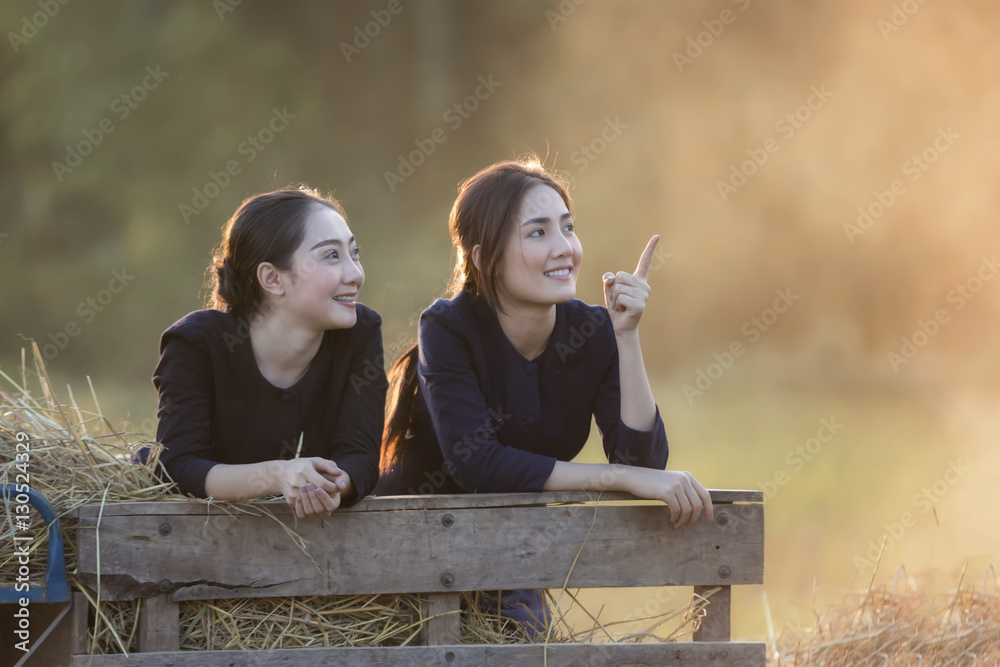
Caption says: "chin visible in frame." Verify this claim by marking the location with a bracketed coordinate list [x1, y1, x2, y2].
[541, 283, 576, 304]
[325, 311, 358, 330]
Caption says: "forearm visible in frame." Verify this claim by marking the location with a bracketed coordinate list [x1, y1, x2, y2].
[204, 461, 286, 501]
[542, 461, 632, 493]
[615, 330, 657, 431]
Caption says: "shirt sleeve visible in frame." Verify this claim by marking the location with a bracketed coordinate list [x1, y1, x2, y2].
[153, 327, 219, 498]
[592, 337, 669, 470]
[328, 312, 388, 507]
[418, 309, 557, 493]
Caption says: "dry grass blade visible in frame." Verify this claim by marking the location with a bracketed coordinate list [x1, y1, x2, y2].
[773, 565, 1000, 666]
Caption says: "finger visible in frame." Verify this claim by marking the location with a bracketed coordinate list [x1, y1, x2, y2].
[672, 487, 693, 530]
[662, 491, 680, 526]
[300, 484, 320, 516]
[634, 235, 660, 280]
[615, 294, 643, 316]
[319, 472, 344, 489]
[603, 273, 615, 310]
[299, 485, 313, 515]
[306, 471, 340, 495]
[683, 482, 703, 529]
[319, 487, 342, 512]
[315, 487, 339, 515]
[313, 458, 343, 476]
[611, 284, 643, 304]
[335, 471, 352, 493]
[690, 476, 714, 522]
[613, 271, 645, 288]
[295, 496, 305, 519]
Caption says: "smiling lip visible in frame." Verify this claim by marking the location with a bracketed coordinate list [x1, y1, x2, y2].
[333, 293, 357, 308]
[543, 266, 574, 280]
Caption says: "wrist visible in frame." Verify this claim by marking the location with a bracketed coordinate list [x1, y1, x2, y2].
[615, 329, 640, 344]
[278, 458, 302, 488]
[607, 464, 634, 494]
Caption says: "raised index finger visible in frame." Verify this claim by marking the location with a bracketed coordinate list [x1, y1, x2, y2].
[634, 235, 660, 280]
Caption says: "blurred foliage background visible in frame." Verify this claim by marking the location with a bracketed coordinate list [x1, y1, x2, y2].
[2, 0, 998, 642]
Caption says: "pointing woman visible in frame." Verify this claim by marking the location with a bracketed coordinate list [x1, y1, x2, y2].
[376, 159, 713, 635]
[153, 187, 387, 517]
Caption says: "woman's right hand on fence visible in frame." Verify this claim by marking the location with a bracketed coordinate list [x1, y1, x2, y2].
[279, 457, 344, 518]
[622, 468, 714, 529]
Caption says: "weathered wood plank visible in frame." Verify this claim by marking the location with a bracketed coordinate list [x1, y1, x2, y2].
[10, 598, 81, 667]
[693, 585, 731, 642]
[137, 595, 179, 652]
[70, 592, 89, 656]
[422, 593, 461, 645]
[71, 641, 767, 666]
[77, 503, 763, 601]
[73, 489, 763, 517]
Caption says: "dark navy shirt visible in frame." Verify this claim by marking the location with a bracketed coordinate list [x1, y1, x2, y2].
[375, 291, 668, 496]
[152, 305, 387, 505]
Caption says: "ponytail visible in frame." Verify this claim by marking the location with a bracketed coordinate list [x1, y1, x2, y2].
[380, 343, 420, 475]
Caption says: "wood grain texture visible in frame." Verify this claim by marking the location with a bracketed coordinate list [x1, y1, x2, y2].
[137, 595, 179, 652]
[693, 585, 731, 642]
[72, 489, 763, 517]
[422, 593, 461, 645]
[70, 592, 89, 656]
[77, 502, 763, 601]
[70, 641, 766, 666]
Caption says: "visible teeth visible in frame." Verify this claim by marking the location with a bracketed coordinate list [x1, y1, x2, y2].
[333, 296, 356, 302]
[544, 268, 570, 277]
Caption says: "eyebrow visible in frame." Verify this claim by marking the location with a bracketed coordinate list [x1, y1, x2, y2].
[310, 236, 356, 250]
[522, 213, 573, 227]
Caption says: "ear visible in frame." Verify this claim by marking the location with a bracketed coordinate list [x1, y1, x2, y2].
[256, 262, 285, 297]
[471, 244, 482, 273]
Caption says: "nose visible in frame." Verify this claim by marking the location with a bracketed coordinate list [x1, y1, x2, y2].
[343, 256, 365, 288]
[551, 231, 574, 260]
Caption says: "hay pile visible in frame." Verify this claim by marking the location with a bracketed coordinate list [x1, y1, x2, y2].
[1, 344, 704, 654]
[771, 565, 1000, 666]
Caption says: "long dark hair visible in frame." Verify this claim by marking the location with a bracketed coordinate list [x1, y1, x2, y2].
[380, 158, 572, 475]
[204, 186, 347, 321]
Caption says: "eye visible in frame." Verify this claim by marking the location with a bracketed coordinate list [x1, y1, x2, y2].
[325, 249, 339, 260]
[352, 245, 361, 258]
[563, 222, 574, 233]
[528, 228, 544, 237]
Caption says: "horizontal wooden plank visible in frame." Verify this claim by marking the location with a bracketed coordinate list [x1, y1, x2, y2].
[73, 489, 763, 517]
[72, 642, 766, 666]
[77, 502, 763, 600]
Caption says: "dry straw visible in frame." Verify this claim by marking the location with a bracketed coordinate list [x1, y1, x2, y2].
[1, 343, 704, 653]
[770, 561, 999, 666]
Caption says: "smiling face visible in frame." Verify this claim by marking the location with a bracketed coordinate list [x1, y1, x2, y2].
[275, 205, 364, 330]
[493, 183, 582, 310]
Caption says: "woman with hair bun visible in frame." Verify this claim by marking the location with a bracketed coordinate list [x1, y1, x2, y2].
[152, 187, 387, 517]
[375, 158, 713, 636]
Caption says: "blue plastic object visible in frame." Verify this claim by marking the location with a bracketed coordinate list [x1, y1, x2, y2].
[1, 483, 71, 603]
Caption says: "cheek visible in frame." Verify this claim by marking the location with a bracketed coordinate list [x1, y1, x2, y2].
[521, 250, 549, 282]
[307, 266, 341, 296]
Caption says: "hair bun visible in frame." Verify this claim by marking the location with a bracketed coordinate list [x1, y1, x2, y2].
[214, 256, 244, 313]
